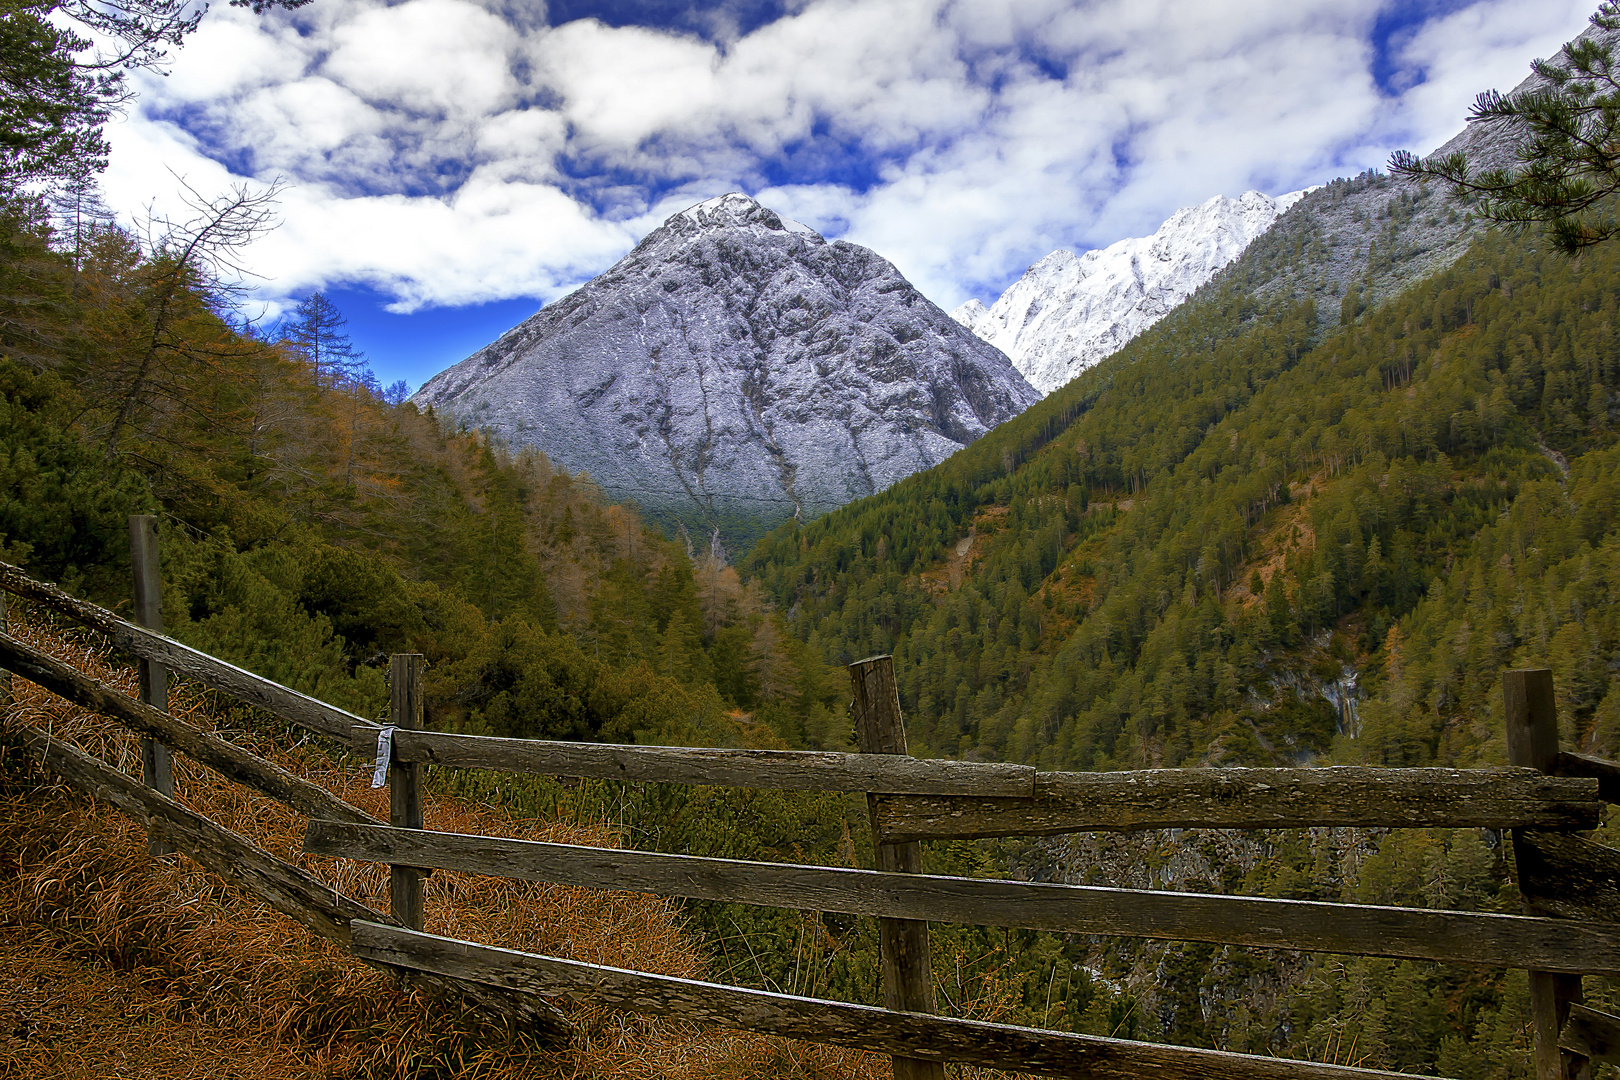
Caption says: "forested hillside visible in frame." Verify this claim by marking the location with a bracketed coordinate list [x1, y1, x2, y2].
[0, 193, 851, 747]
[746, 198, 1620, 775]
[0, 187, 1136, 1050]
[736, 192, 1620, 1074]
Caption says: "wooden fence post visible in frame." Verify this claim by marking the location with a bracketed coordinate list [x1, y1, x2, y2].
[130, 515, 175, 857]
[1506, 669, 1591, 1080]
[849, 655, 945, 1080]
[0, 589, 11, 709]
[389, 653, 426, 931]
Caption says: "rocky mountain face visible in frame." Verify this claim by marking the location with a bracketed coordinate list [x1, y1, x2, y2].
[953, 191, 1307, 395]
[1219, 53, 1564, 335]
[414, 194, 1040, 548]
[961, 56, 1551, 405]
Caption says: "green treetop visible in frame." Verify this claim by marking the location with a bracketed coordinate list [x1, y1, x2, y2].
[0, 0, 311, 192]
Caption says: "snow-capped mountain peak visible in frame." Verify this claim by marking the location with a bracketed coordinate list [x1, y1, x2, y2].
[953, 298, 991, 336]
[415, 193, 1037, 546]
[667, 192, 821, 240]
[953, 189, 1308, 394]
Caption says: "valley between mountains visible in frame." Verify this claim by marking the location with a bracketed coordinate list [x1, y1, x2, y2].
[5, 10, 1620, 1080]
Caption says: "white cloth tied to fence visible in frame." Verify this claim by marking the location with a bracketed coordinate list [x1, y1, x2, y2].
[371, 727, 395, 789]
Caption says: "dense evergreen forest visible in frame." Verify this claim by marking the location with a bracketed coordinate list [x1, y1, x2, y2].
[747, 206, 1620, 775]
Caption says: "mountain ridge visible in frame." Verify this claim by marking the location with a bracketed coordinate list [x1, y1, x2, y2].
[952, 190, 1308, 394]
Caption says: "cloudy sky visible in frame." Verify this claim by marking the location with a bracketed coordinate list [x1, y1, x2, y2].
[100, 0, 1594, 390]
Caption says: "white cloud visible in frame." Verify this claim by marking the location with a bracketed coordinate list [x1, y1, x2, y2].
[258, 176, 638, 311]
[324, 0, 519, 117]
[98, 0, 1600, 319]
[535, 21, 725, 150]
[1383, 0, 1596, 156]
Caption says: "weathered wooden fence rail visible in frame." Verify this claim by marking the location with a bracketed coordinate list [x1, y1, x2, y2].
[352, 725, 1037, 797]
[3, 538, 1620, 1080]
[868, 763, 1597, 839]
[303, 818, 1620, 974]
[0, 557, 374, 740]
[347, 919, 1424, 1080]
[0, 632, 378, 827]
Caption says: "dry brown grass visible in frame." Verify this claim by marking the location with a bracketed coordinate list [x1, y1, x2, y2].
[0, 612, 894, 1080]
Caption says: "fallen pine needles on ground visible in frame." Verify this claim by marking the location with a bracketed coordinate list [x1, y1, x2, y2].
[0, 610, 905, 1080]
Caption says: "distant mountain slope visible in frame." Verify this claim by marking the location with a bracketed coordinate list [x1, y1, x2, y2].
[1229, 49, 1564, 332]
[415, 194, 1039, 549]
[750, 193, 1620, 771]
[953, 191, 1306, 394]
[742, 34, 1607, 777]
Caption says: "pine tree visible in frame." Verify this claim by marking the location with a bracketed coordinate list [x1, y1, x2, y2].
[1, 0, 311, 190]
[0, 0, 117, 188]
[1390, 2, 1620, 253]
[47, 173, 115, 285]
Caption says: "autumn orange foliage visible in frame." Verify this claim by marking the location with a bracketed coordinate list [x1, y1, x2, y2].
[0, 611, 891, 1079]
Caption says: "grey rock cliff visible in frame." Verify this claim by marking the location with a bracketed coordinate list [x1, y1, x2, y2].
[415, 194, 1039, 546]
[1222, 50, 1571, 332]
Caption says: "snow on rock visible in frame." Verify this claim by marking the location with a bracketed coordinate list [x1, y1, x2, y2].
[951, 298, 993, 338]
[954, 190, 1307, 395]
[414, 193, 1039, 540]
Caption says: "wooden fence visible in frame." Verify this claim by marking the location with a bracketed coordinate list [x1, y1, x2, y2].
[1, 523, 1618, 1080]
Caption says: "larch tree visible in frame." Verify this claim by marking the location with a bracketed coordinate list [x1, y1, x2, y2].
[104, 177, 283, 455]
[283, 291, 364, 389]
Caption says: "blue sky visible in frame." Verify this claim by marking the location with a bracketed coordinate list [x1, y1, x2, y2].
[101, 0, 1595, 393]
[319, 286, 541, 391]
